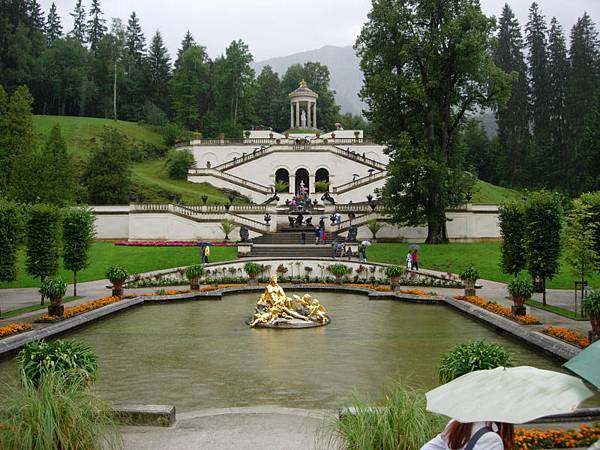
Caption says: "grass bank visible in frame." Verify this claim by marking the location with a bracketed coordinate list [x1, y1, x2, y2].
[367, 242, 600, 290]
[471, 179, 522, 204]
[0, 242, 237, 289]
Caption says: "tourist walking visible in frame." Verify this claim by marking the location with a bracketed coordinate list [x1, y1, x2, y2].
[322, 230, 327, 244]
[332, 242, 338, 258]
[412, 249, 419, 271]
[203, 244, 211, 264]
[314, 227, 320, 244]
[318, 227, 324, 244]
[199, 242, 206, 264]
[406, 250, 413, 271]
[301, 231, 306, 244]
[420, 420, 513, 450]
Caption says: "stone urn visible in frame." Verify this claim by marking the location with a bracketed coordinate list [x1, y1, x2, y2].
[190, 276, 200, 291]
[507, 277, 534, 317]
[48, 297, 64, 317]
[112, 280, 125, 297]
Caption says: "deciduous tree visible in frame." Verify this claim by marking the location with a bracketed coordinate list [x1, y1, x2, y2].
[62, 207, 96, 296]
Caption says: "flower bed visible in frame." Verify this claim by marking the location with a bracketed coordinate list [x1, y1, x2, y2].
[37, 296, 123, 322]
[542, 326, 590, 349]
[455, 295, 541, 325]
[115, 240, 236, 247]
[514, 424, 599, 449]
[0, 323, 32, 339]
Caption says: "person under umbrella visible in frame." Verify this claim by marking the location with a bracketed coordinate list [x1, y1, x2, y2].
[421, 366, 593, 450]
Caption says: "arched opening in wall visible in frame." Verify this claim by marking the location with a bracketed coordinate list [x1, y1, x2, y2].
[275, 168, 289, 193]
[315, 168, 330, 192]
[295, 168, 309, 195]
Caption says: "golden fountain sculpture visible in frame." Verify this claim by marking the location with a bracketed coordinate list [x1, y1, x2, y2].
[249, 275, 330, 328]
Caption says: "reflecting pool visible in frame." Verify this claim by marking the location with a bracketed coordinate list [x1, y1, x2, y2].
[0, 292, 568, 411]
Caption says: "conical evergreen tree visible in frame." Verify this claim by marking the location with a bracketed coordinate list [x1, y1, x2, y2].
[45, 2, 62, 45]
[494, 3, 529, 187]
[39, 124, 73, 205]
[147, 30, 171, 112]
[70, 0, 87, 44]
[87, 0, 107, 51]
[566, 13, 600, 194]
[175, 30, 195, 68]
[525, 2, 551, 186]
[126, 11, 146, 62]
[26, 0, 45, 31]
[547, 17, 569, 190]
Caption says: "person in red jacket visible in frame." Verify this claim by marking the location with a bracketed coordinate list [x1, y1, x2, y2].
[411, 249, 419, 271]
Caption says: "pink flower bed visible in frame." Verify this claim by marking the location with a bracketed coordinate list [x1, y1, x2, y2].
[114, 240, 237, 247]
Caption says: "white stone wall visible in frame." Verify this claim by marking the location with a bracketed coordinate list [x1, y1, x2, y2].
[92, 206, 130, 239]
[186, 175, 266, 203]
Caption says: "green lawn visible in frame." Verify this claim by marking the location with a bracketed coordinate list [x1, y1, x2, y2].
[33, 115, 163, 156]
[471, 180, 522, 204]
[367, 242, 600, 290]
[131, 160, 242, 204]
[0, 242, 237, 289]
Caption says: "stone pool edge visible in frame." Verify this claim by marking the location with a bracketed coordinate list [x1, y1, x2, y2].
[0, 285, 580, 362]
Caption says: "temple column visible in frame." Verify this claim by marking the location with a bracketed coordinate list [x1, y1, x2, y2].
[307, 101, 311, 128]
[288, 174, 296, 194]
[313, 102, 317, 129]
[290, 103, 294, 128]
[309, 174, 316, 194]
[295, 102, 300, 130]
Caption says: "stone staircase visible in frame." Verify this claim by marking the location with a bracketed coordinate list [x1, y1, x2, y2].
[247, 229, 335, 258]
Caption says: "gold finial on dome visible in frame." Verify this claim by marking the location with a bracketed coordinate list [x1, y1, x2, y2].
[299, 79, 307, 88]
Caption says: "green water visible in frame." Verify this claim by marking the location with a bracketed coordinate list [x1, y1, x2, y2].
[0, 292, 568, 411]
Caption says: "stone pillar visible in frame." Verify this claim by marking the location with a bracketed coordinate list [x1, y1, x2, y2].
[307, 101, 311, 128]
[309, 174, 316, 194]
[295, 102, 300, 130]
[313, 102, 317, 129]
[290, 103, 294, 129]
[288, 174, 296, 194]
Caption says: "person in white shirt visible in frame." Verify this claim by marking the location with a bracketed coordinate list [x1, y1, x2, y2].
[421, 420, 513, 450]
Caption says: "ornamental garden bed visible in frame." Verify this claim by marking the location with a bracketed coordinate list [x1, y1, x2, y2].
[513, 424, 599, 449]
[115, 240, 236, 247]
[455, 295, 541, 325]
[0, 323, 32, 338]
[541, 326, 590, 349]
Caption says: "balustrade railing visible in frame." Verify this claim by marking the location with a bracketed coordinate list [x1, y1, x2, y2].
[175, 137, 376, 147]
[332, 171, 388, 195]
[188, 168, 271, 194]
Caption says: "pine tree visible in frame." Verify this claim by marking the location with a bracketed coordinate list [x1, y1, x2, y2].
[170, 44, 209, 129]
[45, 2, 62, 45]
[87, 0, 107, 51]
[70, 0, 87, 44]
[147, 30, 171, 112]
[39, 124, 74, 205]
[254, 65, 282, 128]
[566, 13, 600, 194]
[26, 0, 45, 31]
[126, 11, 145, 62]
[525, 2, 551, 186]
[494, 4, 529, 187]
[547, 17, 569, 191]
[175, 30, 195, 68]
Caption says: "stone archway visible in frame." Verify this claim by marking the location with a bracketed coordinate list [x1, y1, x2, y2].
[315, 168, 330, 192]
[295, 168, 309, 195]
[275, 168, 290, 193]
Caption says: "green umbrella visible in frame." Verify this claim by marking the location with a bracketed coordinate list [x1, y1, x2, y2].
[563, 340, 600, 389]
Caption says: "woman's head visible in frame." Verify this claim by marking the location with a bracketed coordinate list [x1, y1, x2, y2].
[445, 421, 514, 450]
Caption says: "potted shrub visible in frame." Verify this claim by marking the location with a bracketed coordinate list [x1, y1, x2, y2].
[331, 132, 336, 139]
[316, 131, 321, 139]
[354, 130, 360, 141]
[269, 132, 274, 139]
[507, 277, 534, 316]
[460, 266, 479, 297]
[276, 264, 288, 277]
[284, 132, 289, 139]
[329, 263, 350, 284]
[244, 130, 251, 139]
[583, 290, 600, 342]
[41, 277, 68, 317]
[385, 265, 404, 290]
[244, 262, 263, 285]
[187, 264, 204, 290]
[106, 265, 129, 296]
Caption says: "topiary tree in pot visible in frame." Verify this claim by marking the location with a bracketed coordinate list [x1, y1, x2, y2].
[438, 340, 512, 384]
[385, 265, 405, 290]
[244, 262, 263, 285]
[329, 264, 350, 284]
[105, 265, 128, 296]
[40, 277, 67, 317]
[459, 266, 479, 297]
[583, 290, 600, 343]
[186, 264, 204, 291]
[507, 277, 534, 316]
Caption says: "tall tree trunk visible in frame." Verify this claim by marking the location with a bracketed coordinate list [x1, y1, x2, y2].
[426, 221, 448, 244]
[40, 276, 45, 305]
[73, 271, 77, 297]
[542, 277, 546, 306]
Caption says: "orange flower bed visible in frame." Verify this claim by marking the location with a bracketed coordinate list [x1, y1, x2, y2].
[514, 424, 600, 449]
[0, 323, 32, 338]
[455, 295, 541, 325]
[399, 289, 435, 296]
[542, 326, 590, 349]
[37, 296, 123, 322]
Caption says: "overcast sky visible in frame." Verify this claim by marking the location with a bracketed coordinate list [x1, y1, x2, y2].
[39, 0, 600, 61]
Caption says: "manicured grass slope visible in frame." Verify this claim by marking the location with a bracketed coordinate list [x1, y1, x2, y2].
[0, 243, 237, 289]
[367, 242, 600, 290]
[33, 115, 163, 155]
[131, 160, 234, 204]
[471, 180, 522, 204]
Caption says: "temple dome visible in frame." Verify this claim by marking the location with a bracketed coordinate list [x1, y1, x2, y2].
[289, 80, 318, 99]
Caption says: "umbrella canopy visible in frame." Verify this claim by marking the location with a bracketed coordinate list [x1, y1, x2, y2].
[408, 244, 420, 250]
[426, 366, 593, 424]
[564, 340, 600, 389]
[361, 240, 371, 246]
